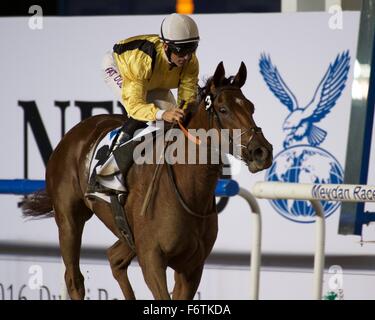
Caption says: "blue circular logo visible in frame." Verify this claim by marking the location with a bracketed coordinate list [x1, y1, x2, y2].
[265, 145, 344, 223]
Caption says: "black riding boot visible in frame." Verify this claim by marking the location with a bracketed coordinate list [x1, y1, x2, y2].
[112, 118, 147, 172]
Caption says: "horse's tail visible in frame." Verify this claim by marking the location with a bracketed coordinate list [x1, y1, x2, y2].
[19, 190, 54, 219]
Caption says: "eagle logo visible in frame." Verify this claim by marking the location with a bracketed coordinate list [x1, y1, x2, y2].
[259, 51, 350, 148]
[259, 51, 351, 223]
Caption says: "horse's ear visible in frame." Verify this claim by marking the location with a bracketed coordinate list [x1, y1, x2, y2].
[213, 61, 225, 88]
[233, 61, 247, 88]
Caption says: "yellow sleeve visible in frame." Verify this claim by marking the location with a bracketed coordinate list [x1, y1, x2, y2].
[116, 52, 159, 122]
[122, 79, 159, 121]
[178, 54, 199, 109]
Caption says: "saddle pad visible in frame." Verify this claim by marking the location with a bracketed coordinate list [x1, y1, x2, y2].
[87, 122, 162, 194]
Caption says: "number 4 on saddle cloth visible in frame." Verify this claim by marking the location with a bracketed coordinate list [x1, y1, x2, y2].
[85, 122, 162, 203]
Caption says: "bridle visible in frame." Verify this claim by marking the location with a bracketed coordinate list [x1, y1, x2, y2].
[203, 85, 263, 156]
[166, 85, 264, 219]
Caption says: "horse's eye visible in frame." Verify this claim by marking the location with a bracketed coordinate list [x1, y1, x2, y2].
[219, 107, 227, 113]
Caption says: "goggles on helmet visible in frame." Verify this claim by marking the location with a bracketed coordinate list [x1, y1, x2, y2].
[167, 41, 199, 57]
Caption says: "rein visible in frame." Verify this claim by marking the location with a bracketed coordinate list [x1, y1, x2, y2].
[166, 85, 263, 219]
[166, 161, 216, 219]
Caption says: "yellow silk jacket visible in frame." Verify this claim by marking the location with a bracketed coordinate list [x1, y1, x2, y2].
[113, 34, 199, 121]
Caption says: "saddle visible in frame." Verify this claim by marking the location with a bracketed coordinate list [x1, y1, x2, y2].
[87, 123, 161, 194]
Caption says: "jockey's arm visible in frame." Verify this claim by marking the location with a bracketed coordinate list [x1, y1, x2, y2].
[122, 81, 183, 123]
[115, 49, 164, 122]
[121, 79, 162, 122]
[177, 54, 199, 108]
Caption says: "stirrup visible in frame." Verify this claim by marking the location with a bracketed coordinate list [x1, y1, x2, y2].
[86, 183, 125, 196]
[86, 168, 125, 195]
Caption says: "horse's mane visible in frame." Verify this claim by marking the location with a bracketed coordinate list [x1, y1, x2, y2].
[197, 75, 236, 103]
[197, 78, 212, 104]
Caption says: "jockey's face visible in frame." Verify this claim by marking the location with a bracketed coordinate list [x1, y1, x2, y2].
[163, 44, 192, 67]
[171, 51, 192, 67]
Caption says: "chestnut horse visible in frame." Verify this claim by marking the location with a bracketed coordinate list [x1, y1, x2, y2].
[21, 62, 273, 300]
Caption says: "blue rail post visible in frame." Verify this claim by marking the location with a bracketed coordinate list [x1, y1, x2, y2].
[0, 179, 239, 197]
[0, 179, 46, 195]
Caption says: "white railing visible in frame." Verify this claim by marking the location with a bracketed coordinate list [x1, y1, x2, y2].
[251, 181, 375, 300]
[237, 188, 262, 300]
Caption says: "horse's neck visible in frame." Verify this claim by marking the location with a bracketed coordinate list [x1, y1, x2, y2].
[176, 105, 221, 208]
[184, 101, 223, 176]
[186, 101, 210, 131]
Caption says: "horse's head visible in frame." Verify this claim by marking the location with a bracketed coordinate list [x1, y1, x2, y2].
[197, 61, 273, 173]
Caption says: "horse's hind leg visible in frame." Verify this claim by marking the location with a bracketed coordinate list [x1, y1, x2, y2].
[172, 265, 204, 300]
[107, 240, 136, 300]
[55, 200, 92, 300]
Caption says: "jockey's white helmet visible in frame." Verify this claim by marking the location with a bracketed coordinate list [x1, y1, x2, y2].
[160, 13, 199, 55]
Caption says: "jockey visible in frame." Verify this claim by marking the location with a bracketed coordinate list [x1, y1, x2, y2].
[88, 13, 200, 193]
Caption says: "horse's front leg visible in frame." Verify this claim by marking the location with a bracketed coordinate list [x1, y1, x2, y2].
[172, 214, 217, 300]
[138, 248, 170, 300]
[172, 265, 204, 300]
[107, 240, 136, 300]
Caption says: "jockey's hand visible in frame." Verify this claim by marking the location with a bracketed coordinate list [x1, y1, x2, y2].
[162, 109, 184, 123]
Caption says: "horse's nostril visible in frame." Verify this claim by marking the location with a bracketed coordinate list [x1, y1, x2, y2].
[253, 147, 267, 162]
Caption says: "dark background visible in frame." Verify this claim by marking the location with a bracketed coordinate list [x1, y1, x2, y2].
[0, 0, 281, 16]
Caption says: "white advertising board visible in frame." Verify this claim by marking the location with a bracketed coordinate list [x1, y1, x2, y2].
[0, 12, 367, 261]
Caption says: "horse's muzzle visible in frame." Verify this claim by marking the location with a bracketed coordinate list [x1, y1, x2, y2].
[244, 141, 273, 173]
